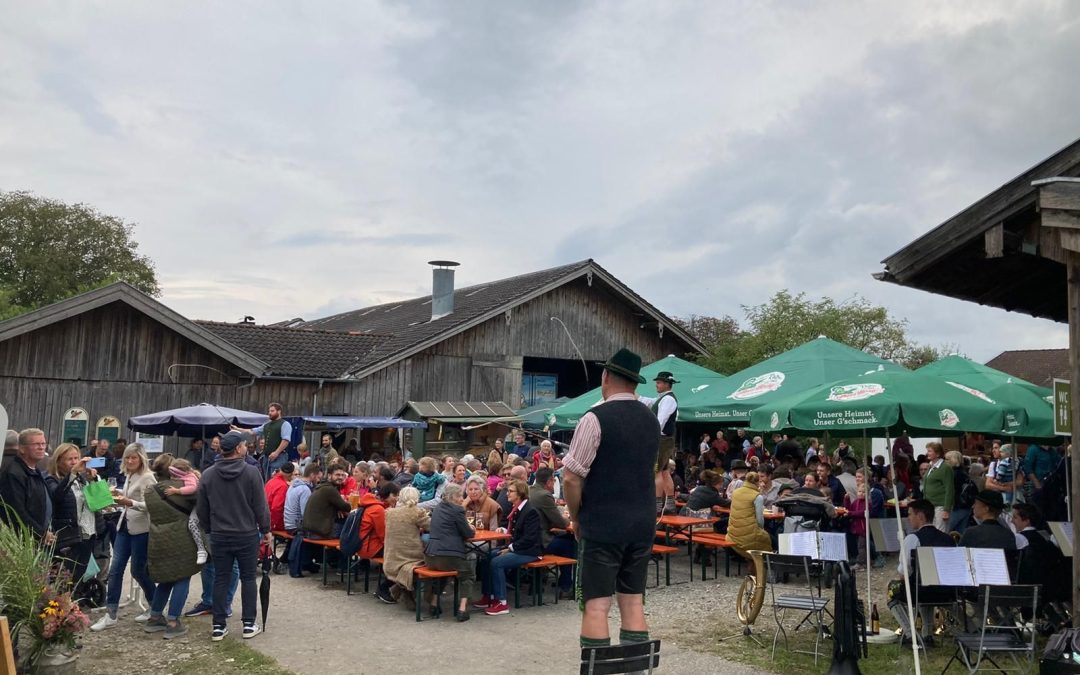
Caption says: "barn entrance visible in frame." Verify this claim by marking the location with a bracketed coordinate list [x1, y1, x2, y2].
[520, 357, 603, 408]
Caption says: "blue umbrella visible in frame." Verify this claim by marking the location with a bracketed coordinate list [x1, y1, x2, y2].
[127, 402, 269, 436]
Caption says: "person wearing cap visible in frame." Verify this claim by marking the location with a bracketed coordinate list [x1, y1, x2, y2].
[196, 431, 271, 641]
[959, 490, 1020, 550]
[264, 462, 295, 533]
[562, 348, 659, 656]
[638, 371, 679, 516]
[725, 459, 748, 501]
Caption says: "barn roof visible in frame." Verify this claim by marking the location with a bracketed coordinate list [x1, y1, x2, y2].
[196, 321, 388, 379]
[299, 258, 705, 377]
[0, 282, 270, 376]
[877, 137, 1080, 321]
[984, 348, 1069, 389]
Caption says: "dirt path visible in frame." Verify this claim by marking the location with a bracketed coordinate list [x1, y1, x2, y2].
[79, 551, 774, 674]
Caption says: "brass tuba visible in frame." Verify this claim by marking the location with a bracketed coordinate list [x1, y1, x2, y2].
[735, 549, 768, 626]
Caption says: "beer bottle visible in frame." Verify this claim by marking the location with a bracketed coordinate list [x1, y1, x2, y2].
[871, 603, 880, 634]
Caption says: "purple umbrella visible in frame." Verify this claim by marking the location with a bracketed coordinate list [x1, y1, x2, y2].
[127, 403, 269, 436]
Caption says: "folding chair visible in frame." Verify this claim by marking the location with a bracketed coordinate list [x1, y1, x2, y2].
[580, 640, 661, 674]
[942, 584, 1039, 675]
[763, 553, 830, 665]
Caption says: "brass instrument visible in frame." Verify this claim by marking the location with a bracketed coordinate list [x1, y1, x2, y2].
[736, 549, 767, 626]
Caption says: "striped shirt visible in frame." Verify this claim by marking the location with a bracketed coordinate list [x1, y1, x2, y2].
[562, 392, 639, 478]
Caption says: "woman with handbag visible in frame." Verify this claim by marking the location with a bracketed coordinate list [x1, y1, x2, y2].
[91, 443, 157, 631]
[45, 443, 101, 588]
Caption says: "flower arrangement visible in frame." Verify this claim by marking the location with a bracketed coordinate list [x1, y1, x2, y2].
[25, 579, 89, 662]
[0, 513, 88, 670]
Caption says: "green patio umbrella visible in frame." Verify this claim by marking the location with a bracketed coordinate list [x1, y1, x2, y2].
[546, 355, 726, 430]
[515, 397, 569, 430]
[916, 355, 1050, 398]
[679, 336, 907, 423]
[748, 369, 1028, 436]
[916, 356, 1055, 439]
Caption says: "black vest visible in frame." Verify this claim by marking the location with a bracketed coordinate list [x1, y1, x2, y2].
[913, 525, 955, 588]
[649, 391, 677, 437]
[579, 400, 660, 544]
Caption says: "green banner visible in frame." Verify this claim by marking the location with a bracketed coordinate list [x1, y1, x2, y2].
[1054, 378, 1071, 436]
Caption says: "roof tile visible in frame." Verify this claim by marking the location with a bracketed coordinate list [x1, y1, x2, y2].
[196, 321, 387, 379]
[984, 349, 1068, 388]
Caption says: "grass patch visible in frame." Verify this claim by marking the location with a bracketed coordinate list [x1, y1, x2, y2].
[661, 616, 1041, 675]
[170, 638, 293, 675]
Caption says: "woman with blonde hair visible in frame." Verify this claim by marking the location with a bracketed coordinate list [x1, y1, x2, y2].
[379, 485, 431, 607]
[45, 443, 99, 586]
[726, 470, 773, 558]
[945, 449, 974, 533]
[91, 443, 158, 631]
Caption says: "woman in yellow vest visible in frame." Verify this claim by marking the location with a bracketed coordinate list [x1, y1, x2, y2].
[726, 471, 773, 556]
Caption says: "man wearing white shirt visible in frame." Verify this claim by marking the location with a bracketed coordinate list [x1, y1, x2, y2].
[639, 372, 679, 515]
[888, 499, 954, 646]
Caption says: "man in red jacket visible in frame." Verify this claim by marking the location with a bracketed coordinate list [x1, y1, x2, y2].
[264, 463, 295, 532]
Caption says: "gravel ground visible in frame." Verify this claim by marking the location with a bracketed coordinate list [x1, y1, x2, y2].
[77, 546, 910, 674]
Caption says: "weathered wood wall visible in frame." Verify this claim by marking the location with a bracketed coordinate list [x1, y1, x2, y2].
[344, 276, 691, 415]
[2, 278, 696, 445]
[0, 302, 347, 450]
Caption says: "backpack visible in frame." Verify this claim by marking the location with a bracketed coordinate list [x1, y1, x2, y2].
[337, 505, 368, 559]
[956, 471, 978, 510]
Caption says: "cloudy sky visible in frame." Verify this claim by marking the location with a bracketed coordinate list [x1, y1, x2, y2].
[2, 1, 1078, 361]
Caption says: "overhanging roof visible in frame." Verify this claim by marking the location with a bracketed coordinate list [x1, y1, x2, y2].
[295, 415, 427, 430]
[0, 282, 270, 375]
[398, 401, 518, 420]
[877, 137, 1080, 322]
[298, 259, 707, 378]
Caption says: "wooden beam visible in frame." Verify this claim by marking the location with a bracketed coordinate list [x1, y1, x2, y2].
[1038, 179, 1080, 211]
[1041, 226, 1068, 263]
[984, 223, 1004, 258]
[1060, 229, 1080, 254]
[1069, 253, 1080, 616]
[1044, 208, 1080, 231]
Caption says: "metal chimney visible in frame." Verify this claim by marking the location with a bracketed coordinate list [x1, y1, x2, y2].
[428, 260, 459, 321]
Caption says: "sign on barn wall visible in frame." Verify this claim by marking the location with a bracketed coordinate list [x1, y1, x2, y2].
[62, 407, 90, 446]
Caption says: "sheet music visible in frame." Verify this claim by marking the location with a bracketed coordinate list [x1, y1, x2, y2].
[818, 532, 848, 562]
[1048, 522, 1073, 556]
[780, 531, 818, 558]
[932, 547, 974, 586]
[970, 548, 1010, 586]
[870, 519, 901, 552]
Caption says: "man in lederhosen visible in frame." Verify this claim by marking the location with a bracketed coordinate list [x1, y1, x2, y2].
[639, 371, 679, 516]
[563, 348, 659, 655]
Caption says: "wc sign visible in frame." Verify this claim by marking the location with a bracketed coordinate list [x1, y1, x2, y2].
[1053, 378, 1071, 436]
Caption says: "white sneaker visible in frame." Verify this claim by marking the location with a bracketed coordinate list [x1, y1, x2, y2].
[134, 611, 151, 623]
[196, 551, 208, 564]
[91, 615, 117, 632]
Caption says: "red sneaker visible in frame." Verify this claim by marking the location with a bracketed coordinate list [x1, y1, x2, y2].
[471, 595, 492, 609]
[485, 601, 510, 616]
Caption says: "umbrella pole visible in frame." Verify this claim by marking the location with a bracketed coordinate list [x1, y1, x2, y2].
[888, 433, 921, 674]
[863, 429, 871, 622]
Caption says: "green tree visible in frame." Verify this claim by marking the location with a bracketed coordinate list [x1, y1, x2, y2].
[0, 191, 159, 319]
[681, 290, 960, 374]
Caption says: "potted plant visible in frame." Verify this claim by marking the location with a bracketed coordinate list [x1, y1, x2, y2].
[0, 517, 88, 674]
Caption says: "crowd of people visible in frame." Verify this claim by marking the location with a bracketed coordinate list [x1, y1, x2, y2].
[1, 371, 1072, 653]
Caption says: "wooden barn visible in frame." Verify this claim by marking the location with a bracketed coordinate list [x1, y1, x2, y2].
[0, 259, 703, 452]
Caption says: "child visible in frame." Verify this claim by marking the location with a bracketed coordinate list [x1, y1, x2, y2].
[164, 459, 208, 564]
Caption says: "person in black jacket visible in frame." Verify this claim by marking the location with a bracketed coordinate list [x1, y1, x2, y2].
[475, 479, 541, 616]
[424, 483, 475, 621]
[0, 428, 53, 543]
[45, 443, 100, 584]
